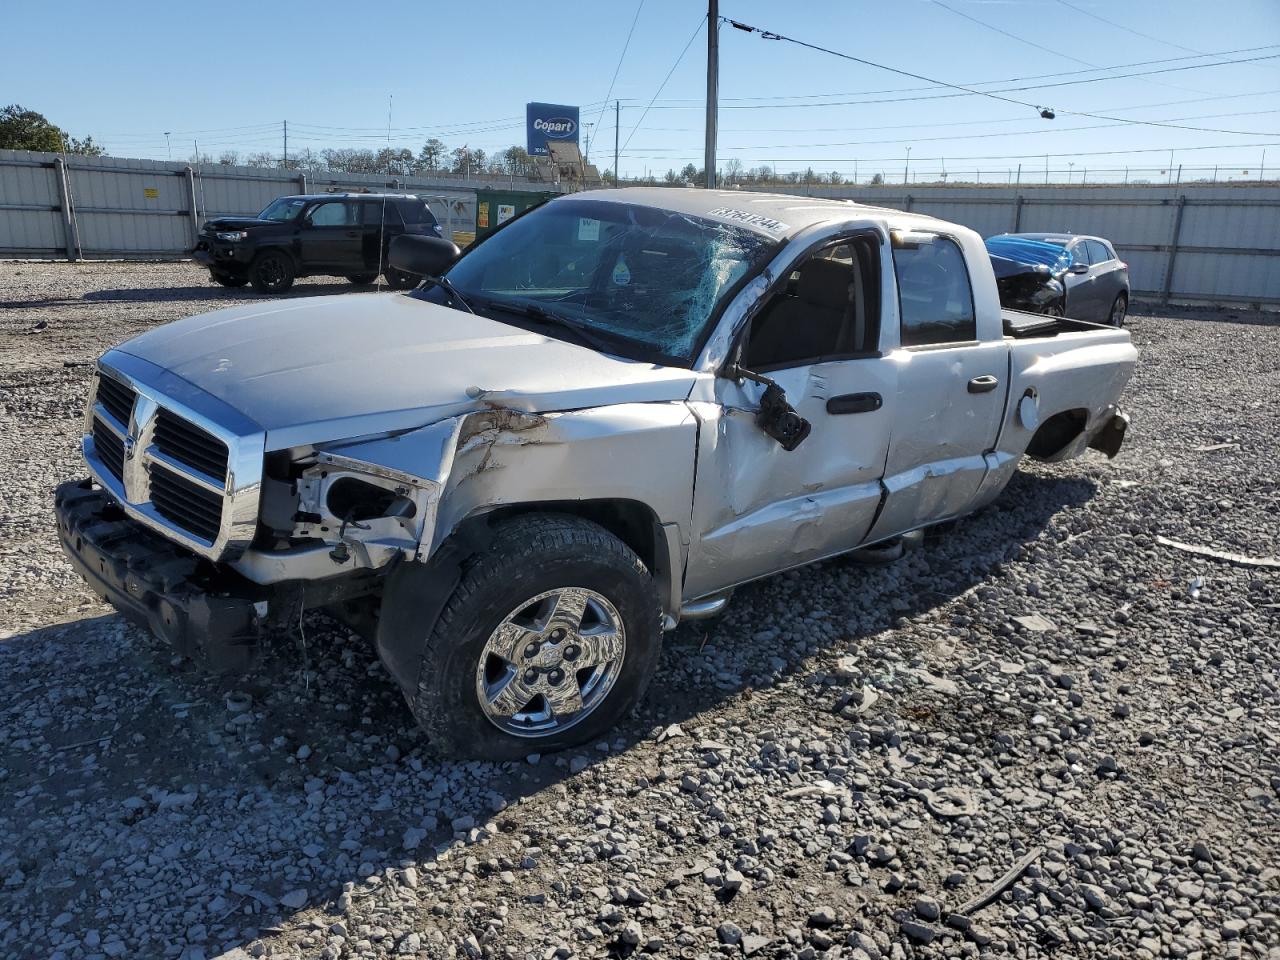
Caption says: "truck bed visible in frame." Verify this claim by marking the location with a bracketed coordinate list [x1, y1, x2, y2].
[1002, 308, 1110, 339]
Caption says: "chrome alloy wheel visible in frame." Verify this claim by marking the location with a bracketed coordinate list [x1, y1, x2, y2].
[475, 587, 626, 737]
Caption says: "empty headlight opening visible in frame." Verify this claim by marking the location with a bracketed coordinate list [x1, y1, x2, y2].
[326, 477, 417, 522]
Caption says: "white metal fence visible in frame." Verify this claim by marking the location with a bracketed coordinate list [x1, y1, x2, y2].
[3, 150, 1277, 304]
[754, 183, 1280, 305]
[0, 149, 557, 259]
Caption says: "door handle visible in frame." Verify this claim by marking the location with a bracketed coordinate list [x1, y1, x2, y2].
[346, 230, 359, 237]
[968, 375, 999, 394]
[827, 392, 882, 415]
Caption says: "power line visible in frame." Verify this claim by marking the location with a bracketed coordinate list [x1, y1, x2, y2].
[1054, 0, 1200, 54]
[620, 15, 705, 155]
[644, 47, 1280, 110]
[932, 0, 1094, 68]
[932, 0, 1210, 96]
[619, 139, 1280, 164]
[628, 43, 1280, 107]
[625, 109, 1280, 153]
[591, 0, 645, 151]
[722, 19, 1278, 136]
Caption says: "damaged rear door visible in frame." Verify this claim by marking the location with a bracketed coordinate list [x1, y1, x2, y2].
[862, 231, 1007, 541]
[683, 229, 894, 600]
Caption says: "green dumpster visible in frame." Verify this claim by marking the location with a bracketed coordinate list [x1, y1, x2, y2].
[474, 189, 557, 243]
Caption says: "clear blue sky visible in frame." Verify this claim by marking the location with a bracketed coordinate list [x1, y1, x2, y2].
[4, 0, 1278, 182]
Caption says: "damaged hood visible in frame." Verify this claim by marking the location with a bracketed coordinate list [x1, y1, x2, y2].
[112, 293, 699, 449]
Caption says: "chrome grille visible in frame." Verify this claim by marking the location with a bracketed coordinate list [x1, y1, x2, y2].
[82, 357, 262, 556]
[148, 467, 224, 543]
[92, 418, 125, 481]
[153, 409, 229, 481]
[95, 374, 136, 426]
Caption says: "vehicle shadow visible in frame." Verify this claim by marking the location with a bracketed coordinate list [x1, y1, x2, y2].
[0, 469, 1094, 958]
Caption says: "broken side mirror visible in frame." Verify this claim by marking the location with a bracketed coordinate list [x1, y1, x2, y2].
[725, 362, 812, 452]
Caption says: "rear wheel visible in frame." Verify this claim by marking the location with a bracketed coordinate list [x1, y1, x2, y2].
[1109, 293, 1128, 327]
[383, 265, 421, 290]
[248, 251, 295, 294]
[210, 271, 248, 288]
[346, 273, 378, 285]
[390, 514, 663, 759]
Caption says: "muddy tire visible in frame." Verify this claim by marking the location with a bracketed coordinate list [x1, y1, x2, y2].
[248, 250, 295, 294]
[393, 514, 662, 759]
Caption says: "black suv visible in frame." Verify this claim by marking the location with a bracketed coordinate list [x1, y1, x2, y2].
[193, 193, 444, 293]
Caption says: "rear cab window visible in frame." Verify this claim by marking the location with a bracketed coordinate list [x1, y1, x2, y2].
[891, 233, 976, 346]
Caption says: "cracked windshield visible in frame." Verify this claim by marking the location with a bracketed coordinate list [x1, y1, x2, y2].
[438, 198, 778, 362]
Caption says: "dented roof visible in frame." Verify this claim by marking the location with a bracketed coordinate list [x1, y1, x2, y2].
[551, 187, 948, 240]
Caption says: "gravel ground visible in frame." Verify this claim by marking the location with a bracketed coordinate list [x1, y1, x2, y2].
[1, 261, 1277, 960]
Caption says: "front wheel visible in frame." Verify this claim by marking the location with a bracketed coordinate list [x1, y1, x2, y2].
[1109, 293, 1128, 327]
[388, 514, 663, 759]
[248, 251, 295, 294]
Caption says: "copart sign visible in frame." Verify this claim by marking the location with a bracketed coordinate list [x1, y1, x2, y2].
[526, 102, 580, 157]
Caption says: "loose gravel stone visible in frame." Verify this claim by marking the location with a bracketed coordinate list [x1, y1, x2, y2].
[1, 266, 1278, 960]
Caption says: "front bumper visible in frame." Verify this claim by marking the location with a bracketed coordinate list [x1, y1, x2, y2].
[192, 239, 252, 270]
[55, 479, 386, 670]
[55, 479, 268, 670]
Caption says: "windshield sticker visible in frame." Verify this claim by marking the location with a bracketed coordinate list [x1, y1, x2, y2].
[612, 256, 631, 286]
[707, 207, 790, 234]
[577, 217, 601, 242]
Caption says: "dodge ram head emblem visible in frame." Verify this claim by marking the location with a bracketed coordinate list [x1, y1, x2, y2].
[123, 433, 137, 460]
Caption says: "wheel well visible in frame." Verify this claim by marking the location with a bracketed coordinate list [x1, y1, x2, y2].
[1026, 408, 1088, 460]
[473, 500, 662, 575]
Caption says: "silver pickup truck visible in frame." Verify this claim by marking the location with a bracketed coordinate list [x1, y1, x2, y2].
[55, 188, 1135, 757]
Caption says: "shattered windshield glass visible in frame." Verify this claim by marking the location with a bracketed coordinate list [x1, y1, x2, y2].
[430, 198, 779, 364]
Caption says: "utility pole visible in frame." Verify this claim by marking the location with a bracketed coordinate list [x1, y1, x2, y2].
[164, 131, 172, 161]
[704, 0, 719, 189]
[614, 100, 620, 185]
[283, 120, 288, 169]
[903, 146, 911, 185]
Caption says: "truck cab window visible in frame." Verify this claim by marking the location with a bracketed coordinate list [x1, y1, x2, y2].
[742, 235, 880, 370]
[892, 235, 975, 346]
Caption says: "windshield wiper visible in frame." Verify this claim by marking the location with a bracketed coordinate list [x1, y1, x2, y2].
[484, 300, 618, 354]
[423, 275, 476, 314]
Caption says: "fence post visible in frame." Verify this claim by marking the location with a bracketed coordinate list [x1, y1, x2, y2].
[53, 157, 80, 261]
[1012, 195, 1024, 232]
[297, 172, 308, 194]
[184, 166, 201, 246]
[1162, 195, 1187, 304]
[904, 194, 914, 212]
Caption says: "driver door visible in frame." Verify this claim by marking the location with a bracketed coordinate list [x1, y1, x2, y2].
[684, 232, 895, 600]
[299, 200, 361, 269]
